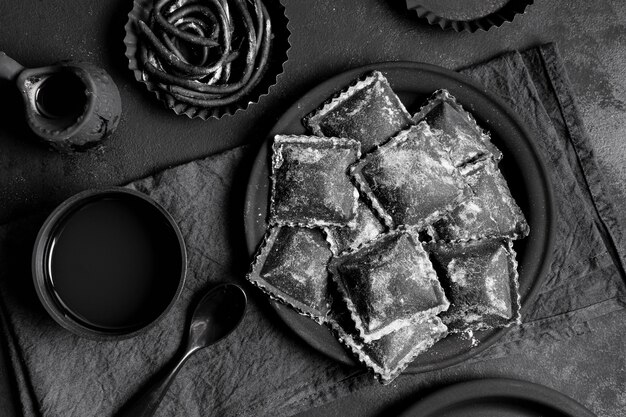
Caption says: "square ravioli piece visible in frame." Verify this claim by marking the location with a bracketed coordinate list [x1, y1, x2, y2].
[328, 294, 447, 384]
[413, 89, 502, 167]
[325, 198, 386, 255]
[247, 226, 333, 323]
[350, 122, 467, 229]
[304, 71, 412, 153]
[428, 238, 521, 333]
[329, 229, 449, 342]
[270, 135, 360, 227]
[428, 159, 529, 242]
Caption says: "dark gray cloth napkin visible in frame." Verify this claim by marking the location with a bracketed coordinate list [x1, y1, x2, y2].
[1, 43, 625, 417]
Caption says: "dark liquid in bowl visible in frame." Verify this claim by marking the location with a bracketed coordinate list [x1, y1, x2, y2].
[47, 196, 182, 331]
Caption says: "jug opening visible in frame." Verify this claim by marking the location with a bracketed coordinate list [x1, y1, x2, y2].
[35, 71, 87, 121]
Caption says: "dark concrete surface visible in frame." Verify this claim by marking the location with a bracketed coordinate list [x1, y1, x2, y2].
[1, 0, 626, 416]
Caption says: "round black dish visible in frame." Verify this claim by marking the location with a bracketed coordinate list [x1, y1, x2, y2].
[243, 61, 555, 372]
[405, 0, 535, 33]
[32, 187, 187, 340]
[397, 378, 596, 416]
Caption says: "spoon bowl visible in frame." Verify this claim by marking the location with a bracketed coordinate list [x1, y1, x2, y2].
[187, 283, 248, 351]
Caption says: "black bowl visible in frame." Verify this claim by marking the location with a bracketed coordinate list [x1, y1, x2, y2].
[32, 187, 186, 340]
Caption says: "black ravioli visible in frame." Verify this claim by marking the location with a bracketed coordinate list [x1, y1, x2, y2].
[304, 71, 412, 153]
[351, 122, 467, 229]
[413, 89, 502, 166]
[329, 229, 449, 342]
[328, 292, 447, 384]
[247, 226, 333, 323]
[429, 159, 529, 242]
[428, 238, 520, 333]
[270, 135, 360, 227]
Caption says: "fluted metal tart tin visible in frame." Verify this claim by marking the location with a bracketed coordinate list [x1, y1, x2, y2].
[405, 0, 535, 33]
[124, 0, 291, 119]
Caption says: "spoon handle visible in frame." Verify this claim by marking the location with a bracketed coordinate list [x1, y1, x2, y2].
[117, 347, 199, 417]
[0, 52, 24, 81]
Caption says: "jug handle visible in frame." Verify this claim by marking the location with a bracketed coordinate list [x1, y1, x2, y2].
[0, 52, 24, 81]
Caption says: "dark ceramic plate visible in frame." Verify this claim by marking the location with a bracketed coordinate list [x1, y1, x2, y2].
[398, 378, 596, 416]
[243, 61, 554, 372]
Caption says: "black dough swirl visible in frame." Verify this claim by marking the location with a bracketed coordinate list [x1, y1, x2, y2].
[137, 0, 272, 108]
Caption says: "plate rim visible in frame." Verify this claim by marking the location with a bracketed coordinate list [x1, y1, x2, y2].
[243, 60, 555, 371]
[397, 377, 596, 417]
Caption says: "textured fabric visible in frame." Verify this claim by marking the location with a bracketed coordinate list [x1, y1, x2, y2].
[458, 44, 626, 363]
[0, 149, 373, 417]
[0, 43, 625, 417]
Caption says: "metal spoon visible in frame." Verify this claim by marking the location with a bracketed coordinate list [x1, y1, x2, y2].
[117, 283, 247, 417]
